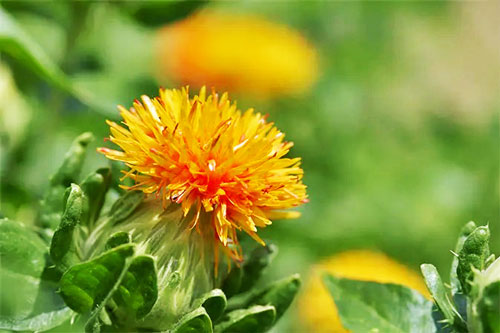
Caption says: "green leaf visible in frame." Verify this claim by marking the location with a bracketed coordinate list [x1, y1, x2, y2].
[221, 266, 242, 298]
[479, 281, 500, 333]
[81, 168, 112, 228]
[60, 244, 135, 313]
[50, 184, 85, 272]
[0, 219, 47, 319]
[38, 133, 93, 230]
[123, 1, 207, 27]
[323, 275, 436, 333]
[239, 244, 277, 293]
[214, 305, 276, 333]
[113, 255, 158, 320]
[51, 133, 94, 188]
[108, 191, 145, 225]
[0, 7, 71, 93]
[105, 232, 131, 250]
[192, 289, 227, 322]
[457, 225, 490, 295]
[0, 8, 114, 115]
[0, 307, 73, 331]
[248, 274, 300, 321]
[171, 307, 213, 333]
[420, 264, 465, 330]
[450, 221, 477, 295]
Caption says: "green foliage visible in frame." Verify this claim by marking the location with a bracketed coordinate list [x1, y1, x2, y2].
[322, 222, 499, 333]
[192, 289, 227, 322]
[478, 281, 500, 333]
[249, 274, 300, 320]
[174, 274, 299, 333]
[112, 255, 158, 320]
[457, 226, 490, 294]
[38, 133, 93, 231]
[105, 232, 131, 250]
[421, 264, 465, 330]
[80, 168, 112, 228]
[450, 221, 477, 295]
[0, 8, 72, 94]
[50, 184, 85, 272]
[214, 305, 276, 333]
[60, 244, 135, 313]
[422, 222, 500, 333]
[324, 275, 435, 333]
[231, 244, 277, 295]
[122, 1, 207, 27]
[0, 7, 112, 115]
[221, 266, 243, 298]
[0, 218, 74, 331]
[171, 307, 213, 333]
[0, 308, 73, 332]
[0, 219, 48, 318]
[107, 191, 145, 225]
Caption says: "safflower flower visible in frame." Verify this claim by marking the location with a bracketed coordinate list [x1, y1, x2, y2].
[156, 12, 318, 97]
[98, 86, 307, 268]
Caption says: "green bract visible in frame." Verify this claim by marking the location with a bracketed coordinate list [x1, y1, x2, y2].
[0, 134, 301, 332]
[322, 222, 499, 333]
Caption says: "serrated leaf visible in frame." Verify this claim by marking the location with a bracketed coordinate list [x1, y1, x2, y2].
[324, 275, 436, 333]
[105, 232, 131, 250]
[479, 280, 500, 333]
[457, 225, 490, 295]
[0, 307, 73, 331]
[49, 184, 84, 272]
[192, 289, 227, 322]
[60, 244, 135, 313]
[239, 244, 277, 293]
[214, 305, 276, 333]
[0, 219, 47, 319]
[451, 221, 477, 295]
[113, 255, 158, 320]
[420, 264, 465, 330]
[171, 307, 213, 333]
[38, 133, 93, 230]
[81, 168, 112, 228]
[108, 191, 144, 224]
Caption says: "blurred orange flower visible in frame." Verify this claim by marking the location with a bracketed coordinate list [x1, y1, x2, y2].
[156, 11, 318, 98]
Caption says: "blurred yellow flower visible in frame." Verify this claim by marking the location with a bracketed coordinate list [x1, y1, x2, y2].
[297, 250, 430, 332]
[156, 11, 318, 98]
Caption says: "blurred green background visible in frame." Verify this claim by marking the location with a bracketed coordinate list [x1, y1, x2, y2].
[1, 1, 498, 331]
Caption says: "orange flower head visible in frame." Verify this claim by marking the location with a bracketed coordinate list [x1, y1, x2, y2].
[98, 87, 307, 261]
[156, 11, 318, 98]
